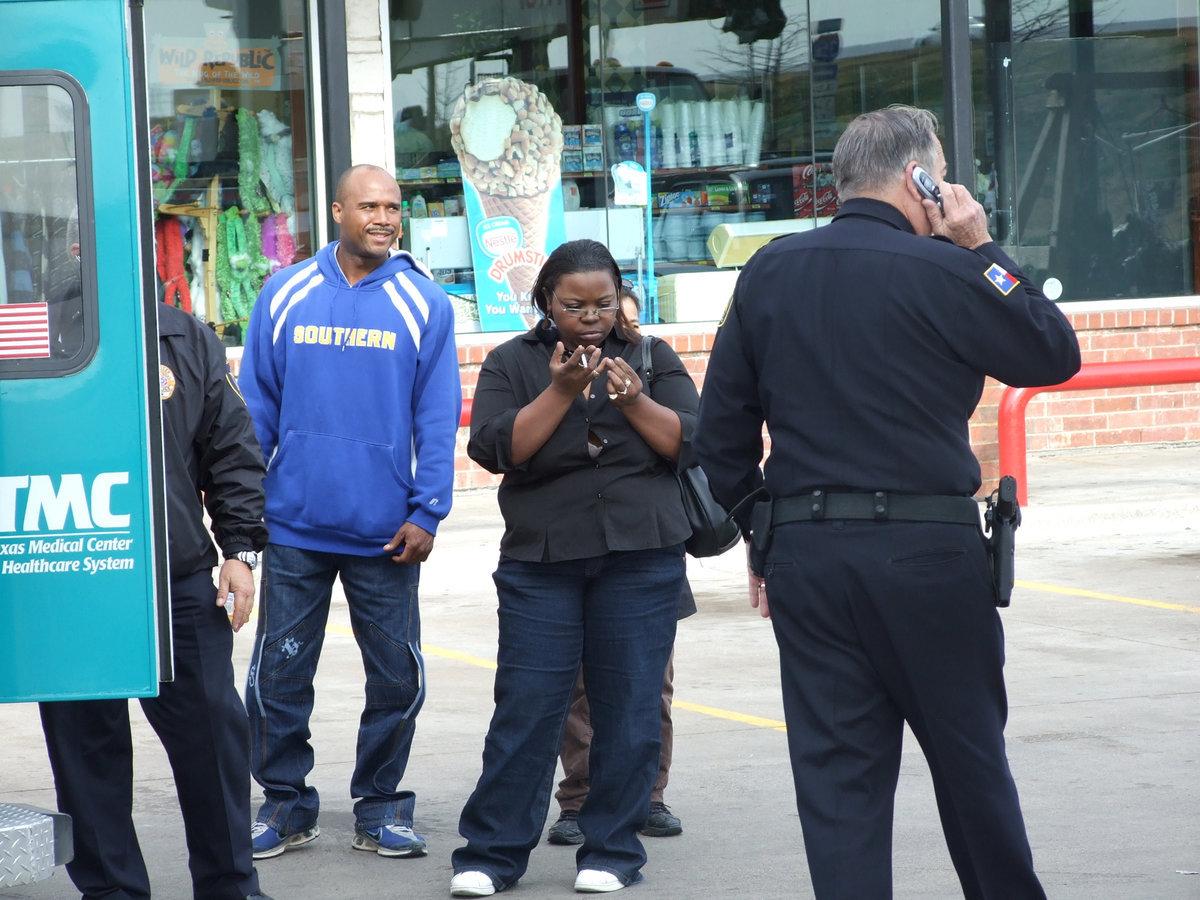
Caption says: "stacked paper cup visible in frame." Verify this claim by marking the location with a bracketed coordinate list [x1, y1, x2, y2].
[663, 206, 696, 260]
[678, 101, 695, 168]
[745, 102, 765, 168]
[721, 101, 742, 167]
[659, 101, 678, 170]
[691, 103, 705, 170]
[653, 207, 670, 259]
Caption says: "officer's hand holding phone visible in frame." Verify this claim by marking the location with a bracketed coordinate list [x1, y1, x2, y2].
[914, 167, 991, 250]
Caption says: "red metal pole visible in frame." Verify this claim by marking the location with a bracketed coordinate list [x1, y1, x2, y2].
[459, 397, 472, 429]
[1056, 357, 1200, 391]
[996, 357, 1200, 505]
[998, 386, 1039, 505]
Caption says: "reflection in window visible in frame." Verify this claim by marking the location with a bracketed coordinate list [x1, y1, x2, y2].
[0, 79, 87, 369]
[144, 0, 314, 346]
[388, 0, 954, 329]
[985, 2, 1199, 301]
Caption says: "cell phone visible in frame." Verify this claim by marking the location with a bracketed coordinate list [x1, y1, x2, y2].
[912, 166, 943, 211]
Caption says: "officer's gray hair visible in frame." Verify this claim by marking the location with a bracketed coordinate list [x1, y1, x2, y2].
[832, 105, 940, 200]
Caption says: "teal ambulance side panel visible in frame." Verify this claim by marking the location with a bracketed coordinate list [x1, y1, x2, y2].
[0, 0, 166, 701]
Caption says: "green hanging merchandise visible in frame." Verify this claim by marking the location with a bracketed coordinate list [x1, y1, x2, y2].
[217, 206, 256, 325]
[153, 115, 195, 207]
[244, 211, 272, 293]
[235, 108, 274, 300]
[237, 108, 270, 216]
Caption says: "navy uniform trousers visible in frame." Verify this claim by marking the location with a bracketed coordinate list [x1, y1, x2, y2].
[39, 569, 260, 900]
[764, 519, 1045, 900]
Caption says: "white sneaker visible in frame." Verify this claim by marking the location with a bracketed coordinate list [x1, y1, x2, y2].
[575, 869, 625, 893]
[450, 870, 496, 897]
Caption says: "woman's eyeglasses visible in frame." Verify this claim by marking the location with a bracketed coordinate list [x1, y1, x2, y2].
[554, 296, 619, 317]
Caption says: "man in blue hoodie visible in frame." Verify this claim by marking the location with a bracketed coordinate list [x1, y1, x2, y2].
[239, 164, 461, 861]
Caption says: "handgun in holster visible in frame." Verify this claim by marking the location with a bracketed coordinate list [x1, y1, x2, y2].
[984, 475, 1021, 607]
[748, 496, 775, 577]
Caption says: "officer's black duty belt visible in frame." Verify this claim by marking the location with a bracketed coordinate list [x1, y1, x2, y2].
[771, 491, 981, 527]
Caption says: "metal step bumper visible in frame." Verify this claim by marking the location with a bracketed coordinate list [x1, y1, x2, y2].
[0, 803, 72, 886]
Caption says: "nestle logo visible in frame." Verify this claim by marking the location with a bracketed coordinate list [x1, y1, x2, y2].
[477, 218, 522, 257]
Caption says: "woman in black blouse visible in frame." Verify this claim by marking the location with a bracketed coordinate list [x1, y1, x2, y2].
[451, 240, 697, 897]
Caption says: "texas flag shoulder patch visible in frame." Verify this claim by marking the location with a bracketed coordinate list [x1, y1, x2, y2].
[984, 263, 1019, 295]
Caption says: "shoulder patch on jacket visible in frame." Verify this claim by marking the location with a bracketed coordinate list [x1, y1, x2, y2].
[717, 292, 735, 328]
[160, 364, 176, 400]
[984, 263, 1018, 295]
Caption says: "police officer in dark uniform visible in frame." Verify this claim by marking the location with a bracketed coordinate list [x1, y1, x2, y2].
[40, 302, 272, 900]
[694, 106, 1080, 899]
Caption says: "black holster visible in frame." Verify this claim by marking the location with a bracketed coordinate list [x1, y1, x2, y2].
[984, 476, 1021, 608]
[748, 497, 774, 577]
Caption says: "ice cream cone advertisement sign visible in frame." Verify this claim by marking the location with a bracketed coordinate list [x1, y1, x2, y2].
[450, 77, 566, 331]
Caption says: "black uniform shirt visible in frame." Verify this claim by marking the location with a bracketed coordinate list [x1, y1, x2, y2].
[468, 322, 698, 562]
[695, 197, 1082, 518]
[158, 304, 268, 578]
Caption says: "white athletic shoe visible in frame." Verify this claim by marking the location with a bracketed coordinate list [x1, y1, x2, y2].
[450, 870, 496, 897]
[574, 869, 625, 893]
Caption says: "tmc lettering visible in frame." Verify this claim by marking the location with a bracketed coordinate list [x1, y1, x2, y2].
[1, 557, 136, 575]
[292, 325, 396, 349]
[0, 473, 131, 533]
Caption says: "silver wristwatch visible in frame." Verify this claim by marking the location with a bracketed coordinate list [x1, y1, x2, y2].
[232, 550, 260, 570]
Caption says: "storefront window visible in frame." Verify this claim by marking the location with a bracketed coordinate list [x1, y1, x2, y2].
[389, 0, 950, 332]
[0, 72, 95, 376]
[981, 0, 1200, 302]
[145, 0, 315, 345]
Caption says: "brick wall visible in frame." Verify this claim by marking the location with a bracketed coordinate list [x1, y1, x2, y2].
[971, 305, 1200, 484]
[455, 303, 1200, 491]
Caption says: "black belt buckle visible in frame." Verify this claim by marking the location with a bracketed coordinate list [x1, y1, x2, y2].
[873, 491, 888, 521]
[809, 489, 825, 521]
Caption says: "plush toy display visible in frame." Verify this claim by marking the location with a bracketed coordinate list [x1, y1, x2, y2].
[257, 109, 297, 273]
[154, 102, 298, 342]
[188, 219, 206, 321]
[151, 116, 194, 206]
[154, 216, 192, 313]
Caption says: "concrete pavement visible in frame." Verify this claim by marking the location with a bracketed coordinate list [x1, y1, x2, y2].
[2, 444, 1198, 899]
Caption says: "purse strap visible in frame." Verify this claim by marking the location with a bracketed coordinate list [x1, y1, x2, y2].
[641, 335, 692, 476]
[639, 335, 655, 395]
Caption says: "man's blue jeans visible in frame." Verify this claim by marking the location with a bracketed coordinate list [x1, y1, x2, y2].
[246, 543, 425, 832]
[453, 545, 683, 889]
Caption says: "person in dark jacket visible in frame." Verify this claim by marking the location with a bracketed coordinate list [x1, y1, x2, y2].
[39, 302, 271, 900]
[694, 106, 1081, 899]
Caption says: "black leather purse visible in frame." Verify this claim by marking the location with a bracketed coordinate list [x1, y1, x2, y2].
[640, 337, 740, 558]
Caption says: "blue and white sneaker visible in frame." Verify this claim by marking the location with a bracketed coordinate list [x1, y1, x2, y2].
[351, 823, 427, 858]
[250, 821, 320, 859]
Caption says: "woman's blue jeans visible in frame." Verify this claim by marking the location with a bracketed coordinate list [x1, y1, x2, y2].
[246, 543, 425, 832]
[453, 545, 684, 890]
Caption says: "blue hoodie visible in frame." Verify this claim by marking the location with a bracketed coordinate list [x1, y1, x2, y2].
[239, 243, 461, 555]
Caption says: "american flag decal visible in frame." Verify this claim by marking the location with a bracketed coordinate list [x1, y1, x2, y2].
[0, 302, 51, 358]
